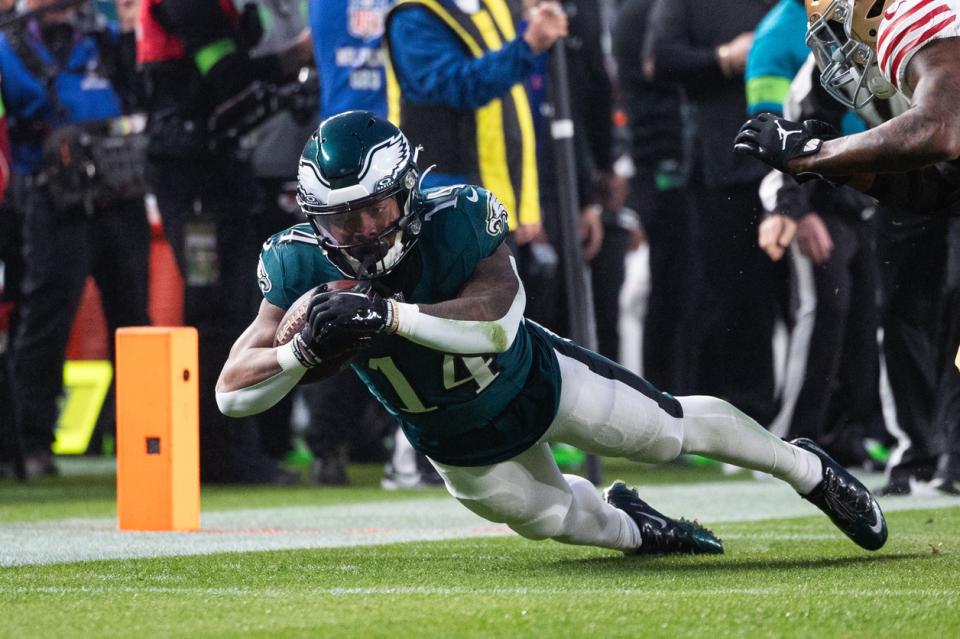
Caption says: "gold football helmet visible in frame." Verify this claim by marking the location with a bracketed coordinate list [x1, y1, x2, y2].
[805, 0, 898, 108]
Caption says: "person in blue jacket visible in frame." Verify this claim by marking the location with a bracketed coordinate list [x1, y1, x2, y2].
[383, 0, 566, 243]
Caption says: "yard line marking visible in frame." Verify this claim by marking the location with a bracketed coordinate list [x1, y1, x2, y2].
[1, 585, 957, 598]
[2, 479, 957, 566]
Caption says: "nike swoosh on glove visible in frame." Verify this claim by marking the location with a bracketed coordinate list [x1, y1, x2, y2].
[733, 114, 839, 179]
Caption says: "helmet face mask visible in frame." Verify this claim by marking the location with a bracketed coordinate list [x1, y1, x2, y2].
[805, 0, 897, 109]
[297, 111, 423, 279]
[306, 192, 413, 279]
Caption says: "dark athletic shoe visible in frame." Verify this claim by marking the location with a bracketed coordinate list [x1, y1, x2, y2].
[791, 438, 888, 551]
[603, 480, 724, 555]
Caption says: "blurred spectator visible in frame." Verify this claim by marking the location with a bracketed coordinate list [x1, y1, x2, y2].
[383, 0, 567, 246]
[138, 0, 311, 483]
[307, 0, 438, 488]
[933, 220, 960, 494]
[0, 0, 150, 477]
[524, 0, 612, 345]
[612, 0, 692, 391]
[733, 0, 960, 493]
[750, 57, 947, 492]
[738, 3, 957, 493]
[747, 4, 886, 468]
[242, 0, 318, 465]
[311, 0, 389, 120]
[0, 71, 8, 204]
[645, 0, 780, 424]
[876, 211, 948, 493]
[0, 67, 19, 478]
[382, 0, 566, 484]
[744, 0, 808, 118]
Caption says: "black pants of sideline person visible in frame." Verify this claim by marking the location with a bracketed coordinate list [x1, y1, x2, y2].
[590, 213, 631, 363]
[785, 214, 885, 462]
[634, 172, 694, 392]
[877, 208, 948, 490]
[933, 217, 960, 485]
[687, 182, 779, 426]
[9, 184, 149, 456]
[0, 202, 25, 476]
[146, 155, 291, 484]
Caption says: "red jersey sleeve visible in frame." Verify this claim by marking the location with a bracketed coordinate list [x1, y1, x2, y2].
[876, 0, 960, 98]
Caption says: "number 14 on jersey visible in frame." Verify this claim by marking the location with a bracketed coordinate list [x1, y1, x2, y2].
[368, 354, 500, 413]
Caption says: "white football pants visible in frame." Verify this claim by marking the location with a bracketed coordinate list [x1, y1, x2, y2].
[430, 346, 823, 552]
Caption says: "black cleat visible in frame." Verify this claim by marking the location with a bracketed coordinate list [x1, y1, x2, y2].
[792, 438, 888, 551]
[603, 480, 724, 555]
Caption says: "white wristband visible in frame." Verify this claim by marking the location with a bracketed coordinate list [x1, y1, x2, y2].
[394, 301, 421, 337]
[277, 340, 309, 372]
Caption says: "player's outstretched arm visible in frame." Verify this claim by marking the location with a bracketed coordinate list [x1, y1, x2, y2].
[216, 300, 305, 417]
[791, 38, 960, 177]
[390, 243, 526, 354]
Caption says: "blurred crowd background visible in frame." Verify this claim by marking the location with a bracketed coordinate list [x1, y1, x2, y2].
[0, 0, 956, 496]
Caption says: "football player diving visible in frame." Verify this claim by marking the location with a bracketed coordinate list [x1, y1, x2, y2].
[217, 110, 887, 555]
[735, 0, 960, 240]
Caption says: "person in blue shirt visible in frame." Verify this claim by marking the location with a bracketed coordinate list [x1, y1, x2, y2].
[310, 0, 391, 120]
[0, 0, 149, 477]
[383, 0, 566, 243]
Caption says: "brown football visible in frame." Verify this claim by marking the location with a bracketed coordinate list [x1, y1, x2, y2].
[274, 280, 360, 383]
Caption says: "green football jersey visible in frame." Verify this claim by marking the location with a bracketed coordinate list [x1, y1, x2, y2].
[257, 185, 562, 466]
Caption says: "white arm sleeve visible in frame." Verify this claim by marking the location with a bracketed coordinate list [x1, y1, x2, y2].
[216, 341, 308, 418]
[393, 257, 525, 354]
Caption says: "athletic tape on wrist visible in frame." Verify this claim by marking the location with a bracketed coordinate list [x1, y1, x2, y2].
[278, 339, 310, 371]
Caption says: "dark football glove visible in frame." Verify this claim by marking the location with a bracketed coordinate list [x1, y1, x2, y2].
[733, 114, 839, 178]
[308, 285, 392, 345]
[294, 284, 375, 368]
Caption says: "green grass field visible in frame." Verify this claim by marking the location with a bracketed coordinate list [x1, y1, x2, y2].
[2, 460, 959, 638]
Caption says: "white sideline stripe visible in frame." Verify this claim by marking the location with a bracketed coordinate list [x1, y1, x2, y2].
[1, 585, 957, 598]
[2, 477, 958, 567]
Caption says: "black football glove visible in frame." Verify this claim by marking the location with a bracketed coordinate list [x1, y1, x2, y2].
[733, 114, 839, 178]
[308, 284, 392, 345]
[294, 284, 374, 368]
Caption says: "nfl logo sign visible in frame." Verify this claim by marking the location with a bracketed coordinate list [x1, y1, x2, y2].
[348, 0, 387, 39]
